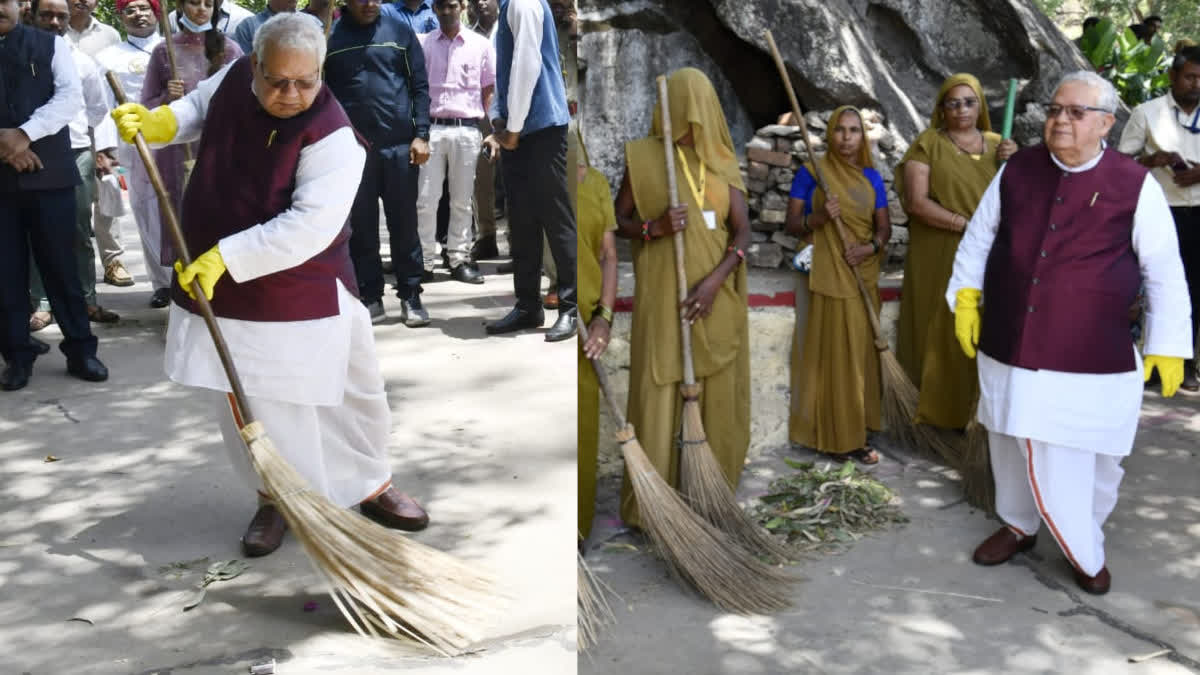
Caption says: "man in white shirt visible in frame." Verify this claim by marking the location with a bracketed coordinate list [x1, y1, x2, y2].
[93, 0, 172, 307]
[112, 14, 429, 556]
[64, 0, 117, 57]
[1118, 46, 1200, 391]
[948, 71, 1192, 595]
[0, 0, 109, 390]
[29, 0, 120, 326]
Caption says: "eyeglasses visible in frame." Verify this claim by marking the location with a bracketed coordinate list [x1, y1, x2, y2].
[259, 65, 321, 92]
[942, 97, 978, 111]
[1043, 103, 1112, 120]
[121, 4, 154, 15]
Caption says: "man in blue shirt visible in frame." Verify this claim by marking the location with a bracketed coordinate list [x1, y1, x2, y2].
[482, 0, 575, 341]
[382, 0, 437, 33]
[231, 0, 320, 55]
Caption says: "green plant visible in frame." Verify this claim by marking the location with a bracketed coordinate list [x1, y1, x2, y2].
[1079, 17, 1170, 106]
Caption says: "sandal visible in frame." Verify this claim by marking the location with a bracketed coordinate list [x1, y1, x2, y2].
[87, 305, 120, 323]
[28, 311, 53, 332]
[827, 447, 880, 465]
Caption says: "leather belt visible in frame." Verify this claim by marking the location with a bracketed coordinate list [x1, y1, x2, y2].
[431, 117, 481, 126]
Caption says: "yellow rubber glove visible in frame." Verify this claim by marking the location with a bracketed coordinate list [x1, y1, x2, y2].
[111, 103, 178, 144]
[1144, 354, 1184, 398]
[954, 287, 982, 359]
[174, 246, 226, 301]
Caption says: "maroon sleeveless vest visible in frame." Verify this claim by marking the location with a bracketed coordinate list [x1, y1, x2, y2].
[979, 145, 1146, 374]
[174, 56, 360, 321]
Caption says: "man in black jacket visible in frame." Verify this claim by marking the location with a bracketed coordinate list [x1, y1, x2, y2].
[0, 0, 107, 390]
[325, 0, 432, 326]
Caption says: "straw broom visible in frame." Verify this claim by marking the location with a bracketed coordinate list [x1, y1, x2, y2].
[655, 76, 795, 564]
[106, 73, 502, 655]
[577, 550, 615, 650]
[763, 31, 922, 453]
[579, 320, 793, 614]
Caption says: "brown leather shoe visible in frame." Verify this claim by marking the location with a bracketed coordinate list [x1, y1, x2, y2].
[1074, 565, 1111, 595]
[241, 504, 287, 557]
[973, 527, 1037, 566]
[360, 487, 429, 531]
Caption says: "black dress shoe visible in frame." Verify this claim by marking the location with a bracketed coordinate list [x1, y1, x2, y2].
[545, 308, 577, 342]
[67, 356, 108, 382]
[1, 362, 32, 391]
[485, 306, 544, 335]
[450, 263, 484, 284]
[149, 288, 170, 308]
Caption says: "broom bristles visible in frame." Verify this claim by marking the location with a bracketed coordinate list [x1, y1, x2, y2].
[961, 417, 995, 512]
[577, 551, 615, 650]
[677, 401, 795, 564]
[880, 351, 920, 451]
[240, 422, 504, 656]
[621, 427, 795, 614]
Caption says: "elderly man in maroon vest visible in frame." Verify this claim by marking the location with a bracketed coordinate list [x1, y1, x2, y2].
[111, 13, 429, 557]
[947, 71, 1193, 596]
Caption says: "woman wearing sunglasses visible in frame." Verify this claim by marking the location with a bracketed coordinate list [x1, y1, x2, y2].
[894, 74, 1017, 435]
[140, 0, 241, 307]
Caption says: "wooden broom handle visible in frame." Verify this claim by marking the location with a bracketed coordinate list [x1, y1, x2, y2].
[158, 0, 194, 162]
[106, 71, 256, 425]
[763, 30, 887, 351]
[657, 75, 699, 386]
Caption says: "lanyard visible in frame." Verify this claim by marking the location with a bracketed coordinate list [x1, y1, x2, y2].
[675, 145, 707, 210]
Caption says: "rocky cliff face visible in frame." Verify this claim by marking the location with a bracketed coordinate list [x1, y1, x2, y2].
[578, 0, 1100, 189]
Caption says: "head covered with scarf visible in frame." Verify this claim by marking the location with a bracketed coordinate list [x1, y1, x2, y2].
[649, 67, 746, 195]
[930, 73, 992, 131]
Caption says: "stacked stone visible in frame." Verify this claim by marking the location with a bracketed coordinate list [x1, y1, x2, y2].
[740, 110, 910, 269]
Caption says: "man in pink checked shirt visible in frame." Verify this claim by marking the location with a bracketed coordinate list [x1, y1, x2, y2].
[416, 0, 495, 286]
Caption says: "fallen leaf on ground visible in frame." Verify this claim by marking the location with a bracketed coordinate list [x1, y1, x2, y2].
[44, 455, 60, 463]
[67, 617, 94, 625]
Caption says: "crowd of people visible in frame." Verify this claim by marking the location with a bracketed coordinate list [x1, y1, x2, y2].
[577, 45, 1200, 597]
[1, 0, 578, 556]
[2, 0, 578, 393]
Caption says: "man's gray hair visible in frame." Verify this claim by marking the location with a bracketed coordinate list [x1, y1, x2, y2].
[1053, 70, 1119, 113]
[253, 13, 327, 66]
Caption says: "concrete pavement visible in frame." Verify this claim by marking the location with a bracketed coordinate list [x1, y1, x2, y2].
[0, 213, 576, 674]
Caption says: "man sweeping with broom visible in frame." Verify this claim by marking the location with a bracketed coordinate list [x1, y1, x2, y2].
[111, 13, 430, 558]
[947, 71, 1192, 595]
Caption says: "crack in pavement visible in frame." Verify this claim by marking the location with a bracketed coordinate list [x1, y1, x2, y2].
[37, 398, 80, 424]
[1012, 557, 1200, 671]
[133, 646, 293, 675]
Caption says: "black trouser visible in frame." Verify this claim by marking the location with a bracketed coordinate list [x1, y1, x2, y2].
[349, 142, 422, 303]
[0, 187, 96, 366]
[500, 124, 576, 313]
[1171, 206, 1200, 365]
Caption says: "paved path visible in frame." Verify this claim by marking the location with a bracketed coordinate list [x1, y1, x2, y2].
[0, 212, 576, 674]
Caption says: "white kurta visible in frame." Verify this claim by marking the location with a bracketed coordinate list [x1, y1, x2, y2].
[155, 63, 390, 506]
[946, 148, 1193, 455]
[95, 36, 166, 283]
